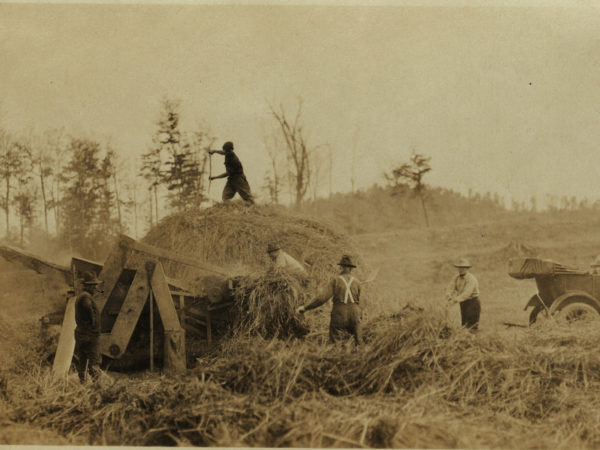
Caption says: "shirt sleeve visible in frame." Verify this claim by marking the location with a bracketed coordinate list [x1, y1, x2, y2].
[455, 275, 477, 303]
[305, 279, 335, 311]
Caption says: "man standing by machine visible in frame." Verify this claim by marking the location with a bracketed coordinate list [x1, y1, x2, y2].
[296, 255, 362, 345]
[74, 271, 103, 382]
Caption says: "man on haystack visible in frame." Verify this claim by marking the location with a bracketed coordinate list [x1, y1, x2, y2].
[267, 242, 306, 274]
[445, 258, 481, 331]
[209, 141, 255, 204]
[296, 255, 362, 345]
[74, 271, 103, 383]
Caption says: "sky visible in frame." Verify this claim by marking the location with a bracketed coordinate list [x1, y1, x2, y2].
[1, 2, 600, 206]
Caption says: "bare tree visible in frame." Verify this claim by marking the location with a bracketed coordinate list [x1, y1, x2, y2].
[122, 160, 141, 239]
[269, 99, 313, 208]
[261, 124, 284, 204]
[48, 130, 68, 235]
[325, 144, 333, 199]
[0, 131, 25, 237]
[13, 148, 36, 246]
[31, 128, 64, 234]
[309, 149, 327, 202]
[386, 151, 432, 227]
[103, 144, 124, 233]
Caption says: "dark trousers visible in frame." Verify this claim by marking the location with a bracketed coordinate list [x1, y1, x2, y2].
[223, 174, 254, 203]
[329, 303, 362, 345]
[74, 336, 101, 382]
[460, 297, 481, 330]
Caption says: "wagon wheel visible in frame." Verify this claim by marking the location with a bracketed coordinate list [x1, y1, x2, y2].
[555, 302, 600, 324]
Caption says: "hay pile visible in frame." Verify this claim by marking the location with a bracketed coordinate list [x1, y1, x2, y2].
[230, 268, 311, 339]
[11, 308, 600, 447]
[143, 202, 363, 283]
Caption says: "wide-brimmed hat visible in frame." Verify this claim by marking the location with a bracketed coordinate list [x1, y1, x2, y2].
[592, 255, 600, 267]
[454, 258, 472, 268]
[267, 242, 281, 253]
[81, 271, 102, 285]
[338, 255, 356, 268]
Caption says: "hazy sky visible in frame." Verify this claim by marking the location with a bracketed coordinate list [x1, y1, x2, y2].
[1, 2, 600, 205]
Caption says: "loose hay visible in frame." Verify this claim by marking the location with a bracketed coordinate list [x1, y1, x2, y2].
[230, 268, 311, 339]
[9, 307, 600, 447]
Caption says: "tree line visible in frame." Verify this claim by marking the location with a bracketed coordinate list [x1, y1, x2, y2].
[2, 96, 589, 259]
[0, 99, 214, 259]
[0, 97, 333, 258]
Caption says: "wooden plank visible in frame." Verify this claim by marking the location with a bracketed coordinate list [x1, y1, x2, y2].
[51, 296, 77, 381]
[150, 261, 183, 332]
[178, 295, 186, 327]
[185, 315, 209, 328]
[100, 258, 149, 358]
[185, 311, 207, 323]
[0, 245, 72, 284]
[118, 234, 228, 276]
[96, 238, 133, 313]
[169, 289, 193, 297]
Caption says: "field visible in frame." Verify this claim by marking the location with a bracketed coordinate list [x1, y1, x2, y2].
[2, 210, 600, 447]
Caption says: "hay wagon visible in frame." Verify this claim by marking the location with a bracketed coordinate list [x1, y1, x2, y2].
[509, 257, 600, 324]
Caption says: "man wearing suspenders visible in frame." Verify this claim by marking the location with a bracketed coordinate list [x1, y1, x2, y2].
[296, 255, 362, 345]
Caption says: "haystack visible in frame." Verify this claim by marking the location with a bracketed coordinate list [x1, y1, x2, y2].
[143, 202, 362, 283]
[143, 202, 366, 339]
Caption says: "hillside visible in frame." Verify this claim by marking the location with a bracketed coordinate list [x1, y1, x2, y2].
[300, 184, 508, 235]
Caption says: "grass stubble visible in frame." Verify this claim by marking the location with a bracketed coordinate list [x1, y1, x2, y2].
[5, 305, 600, 448]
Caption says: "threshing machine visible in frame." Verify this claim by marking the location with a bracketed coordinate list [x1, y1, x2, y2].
[0, 235, 236, 374]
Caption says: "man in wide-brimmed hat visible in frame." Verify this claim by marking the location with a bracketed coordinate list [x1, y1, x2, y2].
[266, 242, 306, 274]
[446, 258, 480, 331]
[208, 141, 255, 204]
[296, 254, 362, 345]
[74, 271, 103, 383]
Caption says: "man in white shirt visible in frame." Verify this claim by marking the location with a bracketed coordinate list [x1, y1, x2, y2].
[446, 258, 480, 331]
[267, 242, 306, 274]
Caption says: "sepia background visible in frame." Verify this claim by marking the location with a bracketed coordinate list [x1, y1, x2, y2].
[2, 1, 600, 448]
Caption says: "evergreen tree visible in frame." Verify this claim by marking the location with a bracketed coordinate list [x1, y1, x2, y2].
[163, 133, 207, 211]
[60, 138, 118, 259]
[141, 98, 182, 222]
